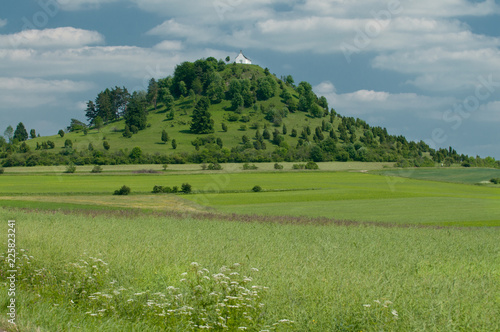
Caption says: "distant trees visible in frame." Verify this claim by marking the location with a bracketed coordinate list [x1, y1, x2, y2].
[58, 129, 65, 138]
[161, 130, 169, 144]
[124, 92, 148, 133]
[67, 119, 87, 132]
[30, 129, 36, 139]
[13, 123, 28, 142]
[191, 97, 214, 134]
[85, 86, 130, 125]
[4, 125, 13, 143]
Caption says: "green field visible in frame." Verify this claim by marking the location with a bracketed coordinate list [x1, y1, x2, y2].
[1, 166, 499, 331]
[1, 164, 499, 226]
[1, 209, 499, 331]
[378, 167, 500, 185]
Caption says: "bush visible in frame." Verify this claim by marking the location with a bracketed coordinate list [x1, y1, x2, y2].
[114, 185, 131, 195]
[292, 164, 305, 170]
[181, 183, 192, 194]
[64, 139, 73, 149]
[0, 167, 4, 174]
[153, 185, 174, 193]
[162, 164, 168, 171]
[103, 141, 110, 150]
[243, 163, 258, 170]
[252, 185, 262, 192]
[58, 129, 65, 137]
[91, 165, 103, 173]
[65, 162, 76, 173]
[207, 163, 223, 170]
[490, 178, 500, 184]
[274, 163, 284, 170]
[305, 161, 319, 170]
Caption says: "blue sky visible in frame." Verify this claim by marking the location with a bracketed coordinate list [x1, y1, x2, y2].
[1, 0, 499, 158]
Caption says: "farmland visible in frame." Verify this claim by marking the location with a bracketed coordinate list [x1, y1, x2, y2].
[0, 164, 499, 331]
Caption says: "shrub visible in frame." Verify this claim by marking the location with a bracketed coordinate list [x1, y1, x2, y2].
[207, 162, 223, 170]
[252, 185, 262, 192]
[243, 163, 258, 170]
[305, 161, 319, 170]
[58, 129, 65, 137]
[181, 183, 192, 194]
[0, 167, 4, 174]
[162, 164, 168, 171]
[103, 141, 110, 150]
[292, 164, 305, 170]
[114, 185, 131, 195]
[91, 165, 103, 173]
[65, 162, 76, 173]
[64, 139, 73, 149]
[172, 186, 179, 193]
[274, 163, 284, 170]
[153, 185, 174, 193]
[490, 178, 500, 184]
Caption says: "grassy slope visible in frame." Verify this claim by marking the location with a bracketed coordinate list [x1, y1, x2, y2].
[23, 65, 365, 156]
[1, 209, 498, 331]
[377, 167, 500, 185]
[1, 169, 499, 226]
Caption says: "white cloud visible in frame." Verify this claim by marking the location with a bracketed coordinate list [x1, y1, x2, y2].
[0, 77, 94, 109]
[0, 27, 104, 49]
[0, 19, 7, 28]
[153, 40, 184, 51]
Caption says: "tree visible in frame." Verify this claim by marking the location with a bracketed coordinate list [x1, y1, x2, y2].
[147, 78, 159, 109]
[103, 141, 110, 150]
[4, 125, 13, 143]
[124, 92, 148, 131]
[222, 123, 228, 132]
[85, 101, 97, 124]
[282, 124, 287, 135]
[58, 129, 65, 138]
[64, 139, 73, 149]
[123, 125, 132, 138]
[30, 129, 36, 139]
[181, 183, 192, 194]
[94, 116, 104, 132]
[67, 119, 86, 132]
[129, 146, 142, 160]
[231, 93, 244, 111]
[225, 56, 230, 62]
[161, 130, 169, 144]
[171, 139, 177, 149]
[14, 123, 29, 142]
[190, 97, 214, 134]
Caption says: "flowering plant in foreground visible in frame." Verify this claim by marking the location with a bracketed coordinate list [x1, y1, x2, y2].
[1, 251, 293, 331]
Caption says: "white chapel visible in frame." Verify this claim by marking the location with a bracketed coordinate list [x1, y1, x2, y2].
[235, 51, 252, 64]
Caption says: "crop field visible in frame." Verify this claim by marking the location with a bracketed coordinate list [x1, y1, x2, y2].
[1, 208, 499, 331]
[0, 165, 499, 331]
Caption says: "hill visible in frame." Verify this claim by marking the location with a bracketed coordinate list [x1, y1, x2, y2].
[0, 57, 498, 168]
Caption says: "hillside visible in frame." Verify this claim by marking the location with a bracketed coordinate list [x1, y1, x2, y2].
[1, 58, 497, 167]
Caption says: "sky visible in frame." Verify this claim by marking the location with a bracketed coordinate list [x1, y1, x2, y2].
[0, 0, 499, 158]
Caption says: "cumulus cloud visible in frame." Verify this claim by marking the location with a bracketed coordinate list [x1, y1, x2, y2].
[0, 27, 104, 49]
[0, 19, 7, 28]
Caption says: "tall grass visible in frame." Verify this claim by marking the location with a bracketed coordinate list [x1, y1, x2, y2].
[1, 208, 499, 331]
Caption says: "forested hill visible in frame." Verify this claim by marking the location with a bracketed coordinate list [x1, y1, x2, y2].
[1, 57, 498, 168]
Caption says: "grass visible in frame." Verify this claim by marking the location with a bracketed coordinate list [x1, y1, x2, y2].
[1, 208, 499, 331]
[377, 167, 500, 185]
[1, 168, 499, 226]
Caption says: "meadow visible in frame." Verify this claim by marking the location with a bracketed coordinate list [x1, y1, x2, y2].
[0, 164, 499, 331]
[0, 208, 499, 331]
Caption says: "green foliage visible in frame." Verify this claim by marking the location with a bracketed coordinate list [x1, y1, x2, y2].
[129, 147, 142, 160]
[243, 163, 259, 170]
[64, 139, 73, 149]
[65, 162, 76, 173]
[58, 129, 65, 138]
[171, 139, 177, 150]
[91, 165, 103, 173]
[221, 123, 228, 132]
[274, 163, 284, 170]
[113, 185, 131, 195]
[207, 162, 223, 170]
[103, 141, 110, 150]
[190, 97, 214, 134]
[181, 182, 192, 193]
[490, 178, 500, 184]
[252, 185, 262, 192]
[305, 161, 319, 169]
[161, 130, 169, 143]
[0, 167, 4, 174]
[13, 122, 29, 142]
[124, 92, 148, 131]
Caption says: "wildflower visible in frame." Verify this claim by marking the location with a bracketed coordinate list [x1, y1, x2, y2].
[251, 267, 259, 272]
[392, 310, 399, 318]
[363, 304, 371, 308]
[191, 262, 200, 268]
[181, 272, 188, 277]
[238, 327, 247, 330]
